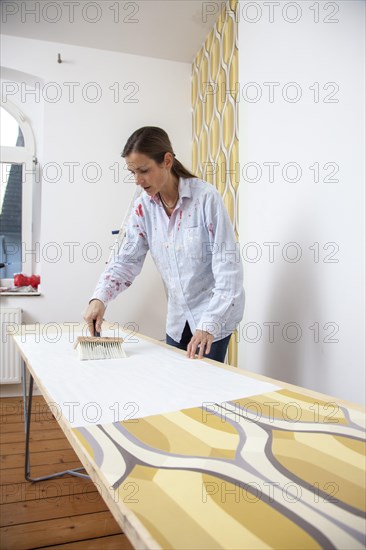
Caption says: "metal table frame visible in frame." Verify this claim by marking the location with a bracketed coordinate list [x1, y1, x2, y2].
[22, 360, 90, 482]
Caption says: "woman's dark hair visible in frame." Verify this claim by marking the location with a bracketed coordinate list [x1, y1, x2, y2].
[122, 126, 196, 179]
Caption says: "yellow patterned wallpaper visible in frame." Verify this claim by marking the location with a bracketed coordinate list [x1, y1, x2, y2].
[192, 0, 239, 366]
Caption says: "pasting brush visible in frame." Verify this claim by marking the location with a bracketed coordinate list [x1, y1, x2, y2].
[74, 322, 126, 360]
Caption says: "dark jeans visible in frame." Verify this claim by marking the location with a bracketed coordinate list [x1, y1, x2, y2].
[166, 321, 231, 363]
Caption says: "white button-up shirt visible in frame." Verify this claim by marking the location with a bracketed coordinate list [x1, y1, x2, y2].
[92, 177, 245, 341]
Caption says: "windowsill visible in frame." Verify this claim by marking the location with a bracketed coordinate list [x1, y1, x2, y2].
[1, 280, 41, 296]
[0, 292, 41, 296]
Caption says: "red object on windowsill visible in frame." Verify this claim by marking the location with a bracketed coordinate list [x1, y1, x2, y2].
[14, 274, 40, 289]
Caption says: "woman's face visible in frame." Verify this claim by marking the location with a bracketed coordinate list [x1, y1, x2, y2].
[125, 152, 173, 196]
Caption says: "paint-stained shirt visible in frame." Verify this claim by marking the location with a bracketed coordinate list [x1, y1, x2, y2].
[91, 177, 245, 341]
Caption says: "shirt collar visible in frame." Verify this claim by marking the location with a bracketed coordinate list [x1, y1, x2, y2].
[179, 177, 192, 200]
[150, 177, 193, 205]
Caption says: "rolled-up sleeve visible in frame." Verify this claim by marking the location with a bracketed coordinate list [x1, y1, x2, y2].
[197, 190, 244, 339]
[91, 206, 149, 306]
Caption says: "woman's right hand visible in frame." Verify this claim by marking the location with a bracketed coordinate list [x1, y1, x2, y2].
[84, 299, 106, 335]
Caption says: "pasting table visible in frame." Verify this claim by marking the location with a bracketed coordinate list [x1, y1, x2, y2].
[14, 323, 366, 549]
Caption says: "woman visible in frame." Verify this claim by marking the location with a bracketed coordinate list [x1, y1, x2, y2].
[84, 127, 244, 362]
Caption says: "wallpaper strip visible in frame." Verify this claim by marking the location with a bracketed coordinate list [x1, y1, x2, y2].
[192, 0, 239, 366]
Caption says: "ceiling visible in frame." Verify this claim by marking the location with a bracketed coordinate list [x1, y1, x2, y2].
[1, 0, 219, 63]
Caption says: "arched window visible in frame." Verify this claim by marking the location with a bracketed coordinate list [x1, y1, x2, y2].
[0, 102, 36, 280]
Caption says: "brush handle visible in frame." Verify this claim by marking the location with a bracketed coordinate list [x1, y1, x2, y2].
[107, 186, 143, 264]
[93, 320, 101, 337]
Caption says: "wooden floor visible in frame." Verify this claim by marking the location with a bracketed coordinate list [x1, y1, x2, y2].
[0, 396, 134, 550]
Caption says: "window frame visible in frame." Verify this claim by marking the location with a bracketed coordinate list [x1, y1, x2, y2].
[0, 100, 36, 283]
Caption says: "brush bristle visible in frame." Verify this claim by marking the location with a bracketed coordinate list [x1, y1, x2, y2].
[75, 337, 126, 360]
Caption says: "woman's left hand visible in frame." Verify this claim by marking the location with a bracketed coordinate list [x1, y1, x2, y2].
[187, 330, 214, 359]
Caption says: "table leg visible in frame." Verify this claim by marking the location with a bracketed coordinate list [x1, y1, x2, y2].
[22, 359, 90, 482]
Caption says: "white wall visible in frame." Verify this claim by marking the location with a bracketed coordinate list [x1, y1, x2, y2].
[1, 35, 191, 345]
[238, 0, 365, 404]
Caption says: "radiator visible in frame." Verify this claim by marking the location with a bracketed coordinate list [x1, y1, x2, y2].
[0, 307, 22, 384]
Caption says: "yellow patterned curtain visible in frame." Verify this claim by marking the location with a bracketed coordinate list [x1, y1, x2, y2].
[192, 0, 239, 366]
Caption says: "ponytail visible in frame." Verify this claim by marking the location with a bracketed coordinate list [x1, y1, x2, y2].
[171, 157, 196, 179]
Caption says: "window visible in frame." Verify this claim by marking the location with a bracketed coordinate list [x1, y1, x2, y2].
[0, 103, 36, 280]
